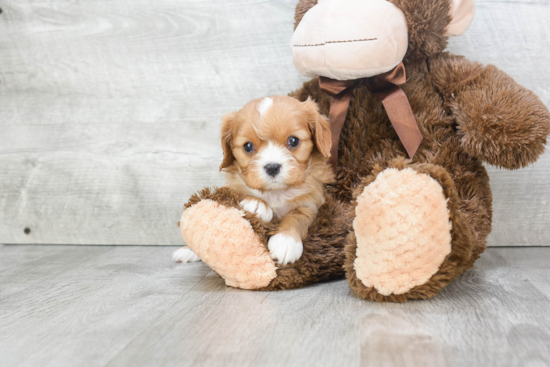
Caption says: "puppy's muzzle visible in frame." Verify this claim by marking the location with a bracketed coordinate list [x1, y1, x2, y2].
[264, 163, 281, 177]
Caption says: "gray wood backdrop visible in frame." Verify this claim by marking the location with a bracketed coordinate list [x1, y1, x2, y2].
[0, 0, 549, 246]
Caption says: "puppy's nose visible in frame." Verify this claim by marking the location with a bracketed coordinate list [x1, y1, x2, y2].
[264, 163, 281, 177]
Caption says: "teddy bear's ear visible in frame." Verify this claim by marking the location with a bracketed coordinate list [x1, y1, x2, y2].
[446, 0, 475, 36]
[303, 97, 332, 159]
[219, 112, 237, 171]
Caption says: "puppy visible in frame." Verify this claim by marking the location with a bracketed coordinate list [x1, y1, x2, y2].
[173, 95, 334, 265]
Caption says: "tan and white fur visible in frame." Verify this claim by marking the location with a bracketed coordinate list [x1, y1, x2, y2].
[174, 95, 334, 265]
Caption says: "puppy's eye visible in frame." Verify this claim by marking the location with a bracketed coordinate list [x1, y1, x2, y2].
[287, 136, 300, 148]
[243, 142, 254, 153]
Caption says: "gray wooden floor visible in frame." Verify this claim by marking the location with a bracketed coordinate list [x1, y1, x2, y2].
[1, 245, 549, 367]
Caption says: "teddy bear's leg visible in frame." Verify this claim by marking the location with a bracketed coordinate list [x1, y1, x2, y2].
[180, 187, 278, 290]
[345, 159, 482, 302]
[180, 187, 353, 291]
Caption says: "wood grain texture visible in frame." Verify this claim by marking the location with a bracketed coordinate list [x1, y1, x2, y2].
[1, 245, 549, 367]
[0, 245, 212, 366]
[0, 0, 549, 245]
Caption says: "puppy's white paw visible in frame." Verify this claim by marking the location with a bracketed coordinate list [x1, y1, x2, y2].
[172, 247, 201, 263]
[268, 233, 303, 265]
[240, 199, 273, 222]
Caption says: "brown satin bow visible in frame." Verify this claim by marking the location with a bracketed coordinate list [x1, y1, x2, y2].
[319, 62, 423, 173]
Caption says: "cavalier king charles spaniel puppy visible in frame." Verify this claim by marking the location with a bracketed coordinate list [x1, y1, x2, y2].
[173, 95, 334, 265]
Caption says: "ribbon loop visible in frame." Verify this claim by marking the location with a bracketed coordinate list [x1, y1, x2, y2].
[318, 77, 358, 172]
[318, 62, 422, 173]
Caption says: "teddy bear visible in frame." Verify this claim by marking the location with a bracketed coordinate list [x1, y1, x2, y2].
[178, 0, 550, 302]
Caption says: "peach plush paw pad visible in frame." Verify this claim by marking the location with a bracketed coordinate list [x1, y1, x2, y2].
[353, 168, 452, 296]
[180, 200, 277, 289]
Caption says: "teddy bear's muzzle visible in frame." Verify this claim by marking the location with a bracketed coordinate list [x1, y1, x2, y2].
[291, 0, 409, 81]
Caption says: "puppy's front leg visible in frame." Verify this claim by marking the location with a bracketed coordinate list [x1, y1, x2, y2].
[172, 246, 201, 263]
[240, 197, 274, 222]
[268, 205, 317, 265]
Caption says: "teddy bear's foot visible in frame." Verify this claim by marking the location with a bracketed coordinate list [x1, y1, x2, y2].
[180, 188, 278, 290]
[345, 161, 480, 302]
[352, 167, 452, 296]
[180, 187, 353, 291]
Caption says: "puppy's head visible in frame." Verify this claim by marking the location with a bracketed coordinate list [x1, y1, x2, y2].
[220, 96, 331, 191]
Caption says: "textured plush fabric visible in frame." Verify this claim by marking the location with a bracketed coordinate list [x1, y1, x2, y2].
[181, 0, 550, 301]
[291, 0, 548, 299]
[343, 159, 485, 302]
[261, 193, 354, 291]
[353, 167, 452, 296]
[291, 0, 408, 80]
[182, 187, 354, 291]
[181, 199, 277, 289]
[293, 0, 475, 61]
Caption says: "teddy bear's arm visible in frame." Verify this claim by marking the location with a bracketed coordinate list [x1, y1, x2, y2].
[431, 52, 550, 169]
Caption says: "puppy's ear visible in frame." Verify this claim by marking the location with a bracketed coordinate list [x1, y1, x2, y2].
[219, 112, 237, 171]
[304, 97, 332, 158]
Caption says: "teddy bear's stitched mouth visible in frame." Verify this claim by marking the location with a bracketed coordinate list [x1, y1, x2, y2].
[293, 37, 378, 47]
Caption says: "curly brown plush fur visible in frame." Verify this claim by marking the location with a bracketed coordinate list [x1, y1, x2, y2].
[344, 158, 482, 302]
[182, 0, 550, 301]
[261, 194, 354, 291]
[185, 187, 353, 291]
[389, 0, 452, 62]
[285, 0, 549, 301]
[185, 187, 273, 247]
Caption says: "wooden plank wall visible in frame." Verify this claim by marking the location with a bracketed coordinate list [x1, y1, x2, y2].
[0, 0, 549, 246]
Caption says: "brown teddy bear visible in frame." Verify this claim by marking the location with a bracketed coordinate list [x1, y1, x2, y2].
[177, 0, 550, 302]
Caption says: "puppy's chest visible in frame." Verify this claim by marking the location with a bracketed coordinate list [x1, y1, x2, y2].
[251, 188, 308, 218]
